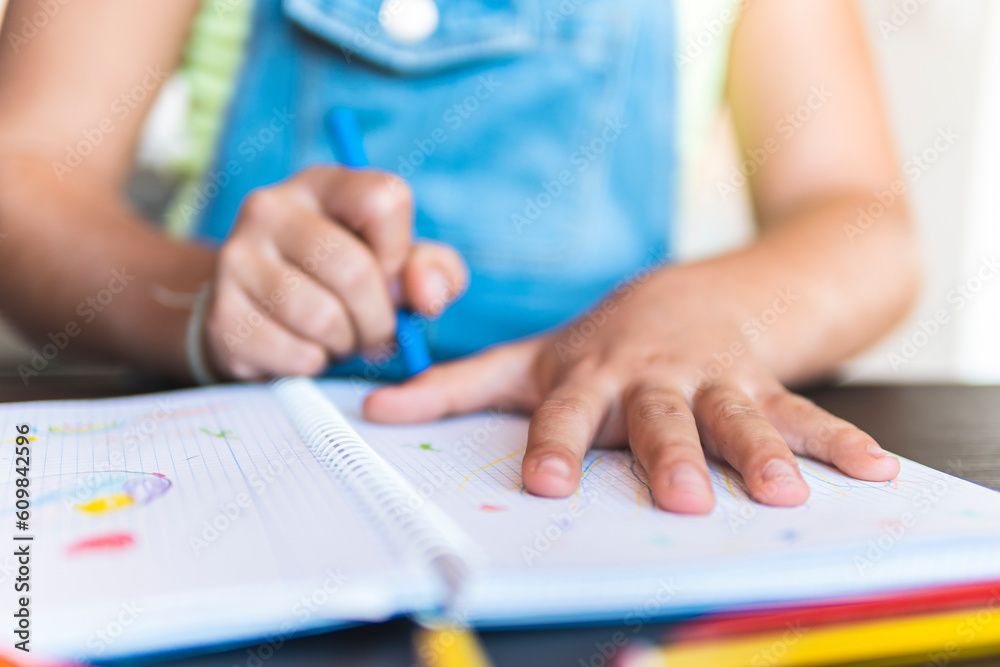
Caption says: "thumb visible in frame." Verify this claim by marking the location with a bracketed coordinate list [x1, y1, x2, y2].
[362, 339, 542, 424]
[402, 241, 469, 317]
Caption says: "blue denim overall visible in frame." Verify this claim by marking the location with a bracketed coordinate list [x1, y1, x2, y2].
[196, 0, 678, 379]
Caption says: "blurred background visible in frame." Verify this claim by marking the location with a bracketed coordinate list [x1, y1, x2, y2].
[680, 0, 1000, 384]
[0, 0, 997, 383]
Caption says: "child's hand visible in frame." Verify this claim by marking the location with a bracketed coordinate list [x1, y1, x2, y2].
[362, 265, 901, 514]
[203, 166, 467, 380]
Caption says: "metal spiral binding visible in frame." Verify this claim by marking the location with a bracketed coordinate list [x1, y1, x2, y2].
[272, 377, 474, 599]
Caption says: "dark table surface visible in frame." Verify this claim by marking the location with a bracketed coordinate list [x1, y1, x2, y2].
[3, 372, 999, 667]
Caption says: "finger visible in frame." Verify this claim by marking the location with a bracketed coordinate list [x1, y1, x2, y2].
[206, 281, 328, 379]
[363, 339, 541, 423]
[228, 255, 357, 358]
[230, 318, 328, 379]
[693, 385, 810, 506]
[761, 390, 901, 481]
[522, 381, 611, 499]
[402, 241, 469, 317]
[624, 383, 714, 514]
[268, 211, 396, 351]
[294, 167, 413, 278]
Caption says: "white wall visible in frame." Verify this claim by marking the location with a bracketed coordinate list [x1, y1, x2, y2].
[847, 0, 999, 382]
[677, 0, 1000, 384]
[952, 2, 1000, 381]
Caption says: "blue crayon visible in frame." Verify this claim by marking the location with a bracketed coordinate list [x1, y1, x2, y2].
[325, 107, 432, 376]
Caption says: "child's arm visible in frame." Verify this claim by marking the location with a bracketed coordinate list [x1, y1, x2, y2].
[363, 0, 920, 514]
[0, 0, 209, 377]
[0, 0, 464, 381]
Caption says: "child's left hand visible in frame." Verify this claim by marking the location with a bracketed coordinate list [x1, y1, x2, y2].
[363, 264, 901, 515]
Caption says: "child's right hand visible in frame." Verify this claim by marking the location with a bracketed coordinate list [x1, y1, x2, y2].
[201, 166, 468, 380]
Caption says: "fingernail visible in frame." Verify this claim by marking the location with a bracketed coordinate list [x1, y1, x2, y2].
[667, 463, 711, 496]
[534, 456, 572, 480]
[427, 269, 451, 314]
[388, 278, 403, 305]
[761, 459, 799, 484]
[867, 443, 889, 458]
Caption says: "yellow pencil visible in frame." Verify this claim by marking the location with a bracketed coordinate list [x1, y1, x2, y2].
[413, 623, 494, 667]
[624, 604, 1000, 667]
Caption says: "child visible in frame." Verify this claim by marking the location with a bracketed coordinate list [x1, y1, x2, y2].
[0, 0, 918, 513]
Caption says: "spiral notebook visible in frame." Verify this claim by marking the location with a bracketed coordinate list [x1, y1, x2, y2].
[3, 378, 1000, 660]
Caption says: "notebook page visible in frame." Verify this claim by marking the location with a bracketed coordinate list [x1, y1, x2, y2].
[318, 381, 1000, 617]
[0, 385, 424, 659]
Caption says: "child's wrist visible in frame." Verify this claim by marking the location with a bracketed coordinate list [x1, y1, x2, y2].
[185, 281, 222, 385]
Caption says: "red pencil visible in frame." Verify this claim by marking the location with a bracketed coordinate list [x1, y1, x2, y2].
[668, 580, 1000, 642]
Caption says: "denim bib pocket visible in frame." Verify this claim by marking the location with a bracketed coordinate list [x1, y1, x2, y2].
[284, 0, 541, 75]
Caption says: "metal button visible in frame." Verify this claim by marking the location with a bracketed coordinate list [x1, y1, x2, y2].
[379, 0, 440, 45]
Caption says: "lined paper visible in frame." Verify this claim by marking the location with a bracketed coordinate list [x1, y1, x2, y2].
[0, 385, 419, 658]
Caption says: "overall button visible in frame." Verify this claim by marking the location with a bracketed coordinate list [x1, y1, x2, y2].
[379, 0, 440, 45]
